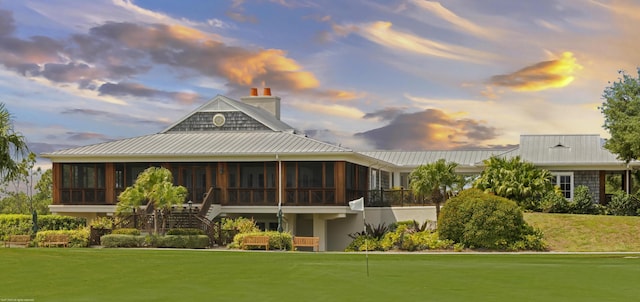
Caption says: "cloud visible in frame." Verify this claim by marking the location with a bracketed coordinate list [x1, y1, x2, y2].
[98, 82, 201, 104]
[363, 107, 407, 121]
[0, 8, 352, 104]
[344, 21, 494, 63]
[407, 0, 495, 38]
[288, 101, 364, 119]
[356, 108, 499, 150]
[61, 108, 171, 128]
[65, 131, 113, 142]
[488, 51, 582, 91]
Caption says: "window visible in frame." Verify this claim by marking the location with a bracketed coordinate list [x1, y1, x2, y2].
[60, 163, 106, 204]
[552, 172, 574, 199]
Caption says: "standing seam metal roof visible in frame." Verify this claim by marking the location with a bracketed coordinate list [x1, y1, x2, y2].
[43, 131, 353, 157]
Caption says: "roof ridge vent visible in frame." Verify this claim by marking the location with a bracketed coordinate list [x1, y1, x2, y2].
[551, 142, 569, 148]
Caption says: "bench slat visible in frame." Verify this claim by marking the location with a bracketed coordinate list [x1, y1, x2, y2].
[293, 236, 320, 252]
[241, 236, 269, 250]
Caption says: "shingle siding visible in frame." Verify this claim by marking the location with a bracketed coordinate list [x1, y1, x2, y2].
[167, 112, 270, 132]
[574, 170, 600, 203]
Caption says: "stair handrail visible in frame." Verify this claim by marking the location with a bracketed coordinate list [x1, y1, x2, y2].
[199, 187, 215, 216]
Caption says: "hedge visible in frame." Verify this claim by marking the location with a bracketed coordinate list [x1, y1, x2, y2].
[0, 214, 86, 240]
[111, 228, 141, 236]
[34, 229, 90, 248]
[101, 234, 146, 248]
[147, 235, 210, 249]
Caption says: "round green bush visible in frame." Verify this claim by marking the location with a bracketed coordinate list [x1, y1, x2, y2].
[438, 189, 546, 250]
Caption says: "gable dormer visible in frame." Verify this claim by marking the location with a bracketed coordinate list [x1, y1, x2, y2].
[162, 92, 294, 133]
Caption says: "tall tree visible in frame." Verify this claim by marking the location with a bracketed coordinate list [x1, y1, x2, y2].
[0, 103, 29, 182]
[0, 152, 51, 214]
[473, 156, 554, 210]
[117, 167, 188, 234]
[409, 159, 462, 219]
[600, 69, 640, 162]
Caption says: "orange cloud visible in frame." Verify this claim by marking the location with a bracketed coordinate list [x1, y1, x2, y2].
[489, 52, 582, 91]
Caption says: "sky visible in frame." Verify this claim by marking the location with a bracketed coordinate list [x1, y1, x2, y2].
[1, 0, 639, 168]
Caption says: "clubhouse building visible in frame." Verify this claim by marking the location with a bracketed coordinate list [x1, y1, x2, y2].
[42, 89, 638, 251]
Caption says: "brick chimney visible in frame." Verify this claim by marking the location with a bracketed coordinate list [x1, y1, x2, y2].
[241, 87, 281, 120]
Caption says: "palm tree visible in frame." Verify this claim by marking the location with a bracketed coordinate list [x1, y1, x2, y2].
[473, 156, 554, 210]
[0, 103, 29, 182]
[409, 159, 461, 220]
[117, 167, 188, 234]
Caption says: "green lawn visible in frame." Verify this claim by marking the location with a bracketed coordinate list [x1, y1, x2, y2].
[525, 213, 640, 251]
[2, 248, 640, 301]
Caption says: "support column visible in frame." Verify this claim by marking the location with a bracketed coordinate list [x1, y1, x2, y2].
[285, 213, 297, 234]
[312, 214, 327, 252]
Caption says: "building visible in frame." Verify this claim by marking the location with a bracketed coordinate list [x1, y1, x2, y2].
[41, 89, 638, 251]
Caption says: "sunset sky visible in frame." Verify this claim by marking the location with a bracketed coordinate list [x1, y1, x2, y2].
[1, 0, 639, 167]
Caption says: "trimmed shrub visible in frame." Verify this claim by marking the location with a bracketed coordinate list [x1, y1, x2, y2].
[438, 189, 546, 251]
[166, 228, 204, 235]
[148, 235, 210, 249]
[607, 191, 640, 216]
[39, 215, 87, 231]
[0, 214, 87, 240]
[111, 228, 141, 236]
[0, 214, 32, 240]
[34, 229, 90, 248]
[231, 231, 292, 250]
[101, 234, 145, 248]
[570, 185, 597, 214]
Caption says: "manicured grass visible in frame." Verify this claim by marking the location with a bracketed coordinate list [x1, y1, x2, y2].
[524, 212, 640, 252]
[2, 248, 640, 301]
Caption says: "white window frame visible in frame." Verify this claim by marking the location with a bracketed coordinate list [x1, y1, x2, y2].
[551, 172, 574, 200]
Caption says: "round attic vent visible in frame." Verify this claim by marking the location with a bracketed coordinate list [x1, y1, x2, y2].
[212, 113, 226, 127]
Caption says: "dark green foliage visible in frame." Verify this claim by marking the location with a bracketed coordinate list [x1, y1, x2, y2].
[166, 228, 205, 235]
[101, 234, 146, 248]
[540, 191, 571, 213]
[0, 214, 86, 240]
[570, 185, 597, 214]
[111, 228, 141, 235]
[348, 222, 389, 240]
[600, 69, 640, 163]
[438, 189, 546, 250]
[607, 191, 640, 216]
[148, 235, 210, 249]
[34, 229, 90, 248]
[473, 156, 555, 210]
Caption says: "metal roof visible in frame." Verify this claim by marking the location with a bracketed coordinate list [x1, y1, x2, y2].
[162, 95, 294, 133]
[499, 134, 625, 166]
[358, 149, 508, 167]
[42, 131, 353, 158]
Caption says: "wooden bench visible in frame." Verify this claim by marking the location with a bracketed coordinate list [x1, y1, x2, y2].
[4, 235, 31, 248]
[42, 234, 69, 248]
[241, 235, 269, 250]
[293, 236, 320, 252]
